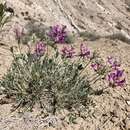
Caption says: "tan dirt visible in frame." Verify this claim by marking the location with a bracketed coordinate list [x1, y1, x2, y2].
[0, 0, 130, 130]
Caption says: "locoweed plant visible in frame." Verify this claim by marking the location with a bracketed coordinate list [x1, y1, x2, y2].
[16, 23, 75, 46]
[0, 25, 126, 116]
[1, 43, 95, 114]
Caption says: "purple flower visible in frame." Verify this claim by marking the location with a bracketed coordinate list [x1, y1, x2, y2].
[61, 46, 75, 58]
[107, 68, 126, 87]
[14, 25, 24, 41]
[91, 63, 102, 72]
[35, 41, 46, 56]
[79, 43, 91, 58]
[48, 25, 67, 43]
[107, 56, 121, 69]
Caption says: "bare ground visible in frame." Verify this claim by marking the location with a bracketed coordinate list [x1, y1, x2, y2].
[0, 0, 130, 130]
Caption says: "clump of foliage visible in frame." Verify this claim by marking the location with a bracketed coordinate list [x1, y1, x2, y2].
[22, 23, 75, 45]
[0, 25, 126, 115]
[0, 3, 13, 29]
[0, 42, 95, 114]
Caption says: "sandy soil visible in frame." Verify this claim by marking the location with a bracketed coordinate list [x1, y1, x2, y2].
[0, 38, 130, 130]
[0, 0, 130, 130]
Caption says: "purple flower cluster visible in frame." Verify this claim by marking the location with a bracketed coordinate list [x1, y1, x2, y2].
[107, 56, 125, 87]
[90, 55, 126, 87]
[107, 68, 125, 87]
[35, 41, 46, 56]
[91, 63, 103, 72]
[80, 43, 91, 59]
[61, 46, 75, 58]
[48, 25, 67, 43]
[32, 38, 127, 88]
[61, 43, 91, 59]
[107, 56, 121, 69]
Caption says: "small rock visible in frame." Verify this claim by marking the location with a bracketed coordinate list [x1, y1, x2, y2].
[126, 100, 130, 106]
[126, 106, 130, 112]
[125, 119, 130, 130]
[112, 127, 121, 130]
[110, 110, 118, 117]
[128, 114, 130, 119]
[0, 97, 12, 105]
[79, 127, 85, 130]
[58, 109, 69, 120]
[111, 117, 118, 123]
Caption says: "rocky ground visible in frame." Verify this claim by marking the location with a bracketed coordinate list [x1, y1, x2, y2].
[0, 0, 130, 130]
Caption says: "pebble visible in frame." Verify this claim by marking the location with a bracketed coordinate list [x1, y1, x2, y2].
[128, 114, 130, 119]
[111, 117, 118, 123]
[126, 106, 130, 112]
[125, 119, 130, 130]
[126, 100, 130, 106]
